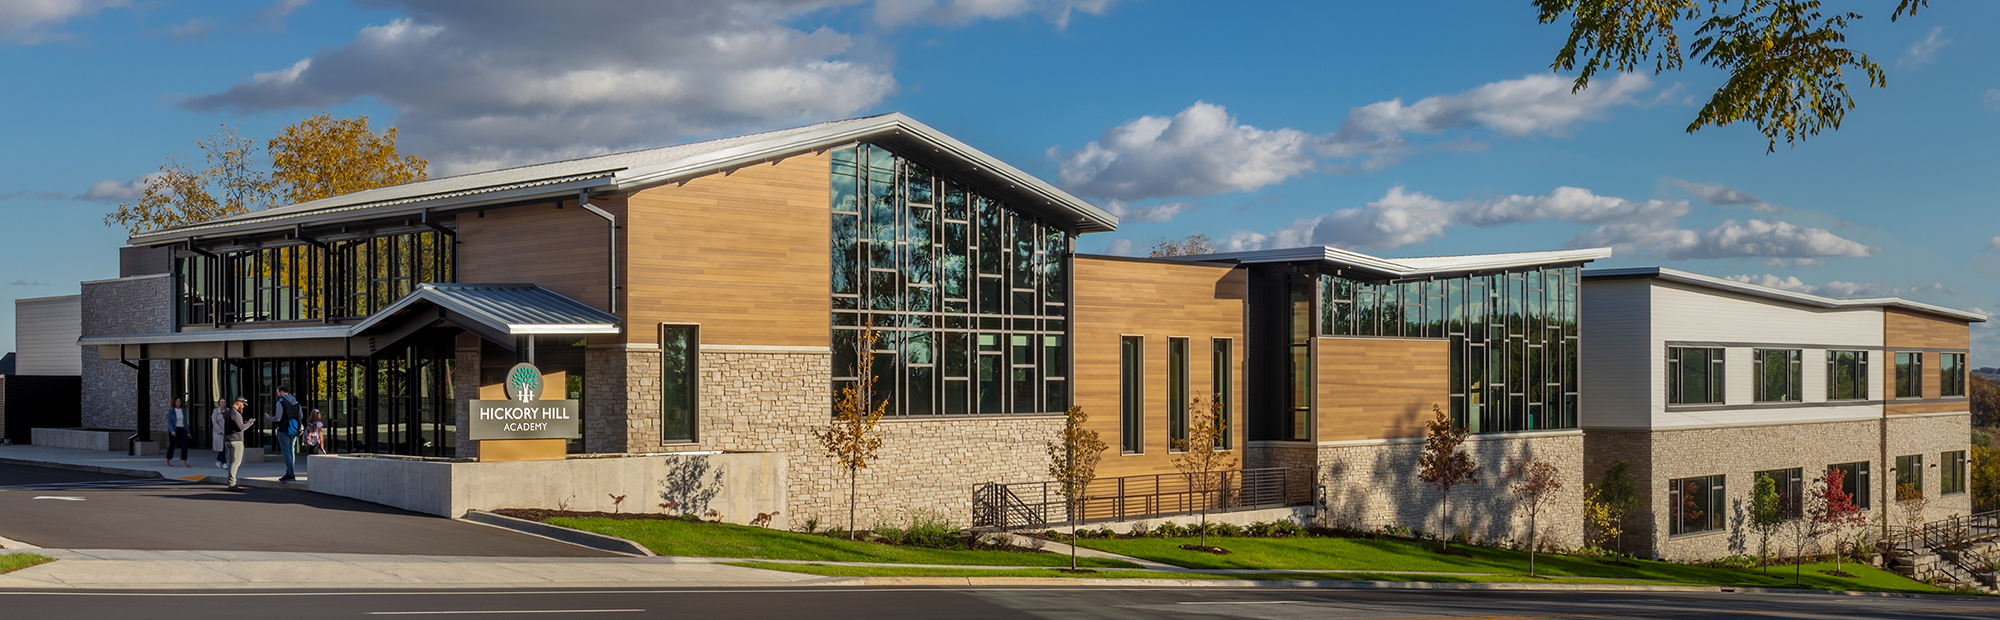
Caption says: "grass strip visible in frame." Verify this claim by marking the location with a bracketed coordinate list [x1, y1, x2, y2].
[546, 517, 1137, 568]
[0, 553, 54, 574]
[725, 561, 1719, 586]
[1073, 537, 1949, 594]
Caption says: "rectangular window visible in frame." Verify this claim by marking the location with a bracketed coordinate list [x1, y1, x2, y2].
[1212, 338, 1232, 450]
[1753, 349, 1803, 402]
[1669, 474, 1727, 535]
[1895, 352, 1923, 398]
[1753, 468, 1804, 519]
[1940, 353, 1966, 397]
[659, 324, 698, 443]
[1941, 450, 1967, 495]
[1667, 347, 1726, 404]
[1168, 337, 1188, 451]
[1825, 350, 1869, 400]
[1120, 336, 1143, 454]
[1895, 454, 1924, 500]
[1829, 461, 1871, 509]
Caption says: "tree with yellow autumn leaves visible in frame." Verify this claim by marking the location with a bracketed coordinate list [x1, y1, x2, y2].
[104, 113, 427, 235]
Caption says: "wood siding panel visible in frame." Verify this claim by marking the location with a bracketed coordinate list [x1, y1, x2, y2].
[1316, 338, 1448, 442]
[1072, 257, 1246, 479]
[458, 199, 617, 313]
[1884, 309, 1969, 350]
[622, 153, 833, 347]
[1885, 400, 1968, 415]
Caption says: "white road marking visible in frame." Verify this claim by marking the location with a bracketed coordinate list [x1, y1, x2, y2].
[367, 611, 644, 615]
[30, 496, 84, 501]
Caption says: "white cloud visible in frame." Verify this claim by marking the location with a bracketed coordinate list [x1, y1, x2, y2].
[246, 0, 309, 33]
[0, 0, 125, 44]
[1574, 218, 1877, 266]
[1899, 26, 1950, 69]
[1985, 89, 2000, 112]
[1100, 238, 1134, 256]
[0, 189, 68, 201]
[1987, 236, 2000, 251]
[1052, 74, 1651, 201]
[8, 279, 50, 286]
[1102, 200, 1193, 224]
[157, 18, 216, 43]
[1670, 179, 1786, 214]
[1726, 274, 1954, 298]
[1052, 102, 1318, 201]
[1224, 185, 1686, 252]
[874, 0, 1110, 28]
[180, 1, 939, 175]
[72, 173, 160, 202]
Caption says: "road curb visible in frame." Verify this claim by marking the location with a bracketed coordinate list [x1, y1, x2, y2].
[459, 511, 654, 557]
[0, 456, 166, 480]
[852, 576, 1984, 598]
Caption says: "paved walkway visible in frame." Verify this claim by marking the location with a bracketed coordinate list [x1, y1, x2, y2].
[0, 549, 836, 590]
[0, 443, 306, 489]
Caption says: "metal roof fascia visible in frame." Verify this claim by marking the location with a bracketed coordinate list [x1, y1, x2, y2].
[129, 174, 620, 247]
[78, 325, 352, 347]
[1586, 266, 1988, 323]
[508, 324, 622, 334]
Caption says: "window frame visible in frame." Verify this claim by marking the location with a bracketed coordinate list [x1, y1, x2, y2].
[1894, 352, 1923, 398]
[1752, 349, 1803, 402]
[1168, 337, 1189, 452]
[1668, 474, 1728, 536]
[1941, 450, 1967, 495]
[1667, 347, 1727, 405]
[659, 323, 700, 444]
[1753, 467, 1804, 520]
[1120, 335, 1143, 455]
[1829, 461, 1871, 509]
[1895, 454, 1924, 500]
[1211, 338, 1233, 451]
[1940, 353, 1967, 397]
[1825, 350, 1870, 401]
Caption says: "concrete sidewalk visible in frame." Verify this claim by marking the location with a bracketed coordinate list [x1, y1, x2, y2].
[0, 549, 839, 590]
[0, 443, 307, 490]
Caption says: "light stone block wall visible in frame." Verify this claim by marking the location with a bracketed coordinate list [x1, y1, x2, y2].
[1887, 413, 1973, 522]
[309, 451, 786, 525]
[1313, 431, 1585, 550]
[78, 275, 171, 433]
[452, 343, 481, 460]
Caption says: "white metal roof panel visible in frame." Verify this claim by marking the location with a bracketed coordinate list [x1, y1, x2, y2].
[1583, 266, 1988, 323]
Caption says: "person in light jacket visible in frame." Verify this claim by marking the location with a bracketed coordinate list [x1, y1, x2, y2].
[164, 397, 190, 468]
[211, 401, 230, 470]
[223, 397, 256, 492]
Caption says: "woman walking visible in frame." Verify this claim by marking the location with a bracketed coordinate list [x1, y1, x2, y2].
[164, 397, 191, 467]
[210, 400, 230, 469]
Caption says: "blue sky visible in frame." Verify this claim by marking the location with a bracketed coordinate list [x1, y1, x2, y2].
[1, 0, 1996, 364]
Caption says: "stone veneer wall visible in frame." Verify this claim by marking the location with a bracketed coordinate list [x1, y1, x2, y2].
[453, 342, 481, 460]
[1635, 419, 1885, 562]
[79, 275, 172, 433]
[1313, 431, 1585, 550]
[1887, 412, 1973, 523]
[1581, 429, 1655, 554]
[588, 347, 1064, 528]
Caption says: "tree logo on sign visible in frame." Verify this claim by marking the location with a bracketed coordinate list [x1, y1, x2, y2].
[505, 363, 543, 403]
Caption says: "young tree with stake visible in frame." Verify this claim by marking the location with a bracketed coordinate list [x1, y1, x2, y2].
[1417, 404, 1478, 552]
[1505, 457, 1564, 576]
[1046, 405, 1107, 571]
[815, 328, 888, 540]
[1808, 468, 1867, 577]
[1173, 395, 1237, 550]
[1749, 475, 1786, 576]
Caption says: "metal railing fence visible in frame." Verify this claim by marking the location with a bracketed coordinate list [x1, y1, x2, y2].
[972, 467, 1314, 529]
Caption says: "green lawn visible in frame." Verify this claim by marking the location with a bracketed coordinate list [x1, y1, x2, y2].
[0, 553, 53, 574]
[1073, 537, 1948, 594]
[547, 517, 1137, 568]
[727, 561, 1724, 585]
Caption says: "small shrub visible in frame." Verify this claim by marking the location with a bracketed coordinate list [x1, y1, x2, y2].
[1706, 555, 1760, 569]
[1094, 526, 1116, 539]
[799, 518, 821, 534]
[1156, 521, 1185, 538]
[902, 509, 960, 549]
[1213, 522, 1244, 537]
[1043, 529, 1063, 540]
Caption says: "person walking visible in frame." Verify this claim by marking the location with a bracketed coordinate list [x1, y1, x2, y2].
[266, 386, 303, 482]
[223, 397, 256, 491]
[164, 397, 191, 467]
[302, 409, 325, 455]
[211, 400, 230, 470]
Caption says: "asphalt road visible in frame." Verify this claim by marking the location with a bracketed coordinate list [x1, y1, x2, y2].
[0, 587, 1994, 620]
[0, 463, 611, 557]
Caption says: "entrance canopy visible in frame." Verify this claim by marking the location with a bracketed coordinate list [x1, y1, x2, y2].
[83, 283, 621, 361]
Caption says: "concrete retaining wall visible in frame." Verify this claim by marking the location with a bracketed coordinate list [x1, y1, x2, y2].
[310, 451, 787, 527]
[1016, 506, 1315, 535]
[32, 428, 129, 452]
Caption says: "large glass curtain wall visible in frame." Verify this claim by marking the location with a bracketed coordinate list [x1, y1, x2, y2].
[176, 231, 454, 326]
[830, 144, 1071, 416]
[170, 339, 457, 457]
[1317, 267, 1581, 433]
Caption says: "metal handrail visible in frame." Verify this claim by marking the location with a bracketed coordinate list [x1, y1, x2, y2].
[971, 467, 1313, 529]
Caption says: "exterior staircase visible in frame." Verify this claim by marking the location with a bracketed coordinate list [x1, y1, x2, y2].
[1886, 510, 1999, 592]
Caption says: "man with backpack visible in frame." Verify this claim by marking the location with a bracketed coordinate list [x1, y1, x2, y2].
[265, 386, 303, 482]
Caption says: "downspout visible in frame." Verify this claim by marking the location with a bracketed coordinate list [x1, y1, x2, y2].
[576, 190, 618, 315]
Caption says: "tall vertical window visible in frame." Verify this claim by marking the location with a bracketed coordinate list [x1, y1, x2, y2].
[1753, 468, 1804, 519]
[1669, 474, 1727, 535]
[830, 144, 1070, 417]
[1829, 461, 1870, 509]
[1895, 454, 1923, 499]
[176, 229, 455, 327]
[1285, 275, 1313, 441]
[1211, 338, 1232, 450]
[1894, 353, 1923, 398]
[660, 324, 698, 443]
[1940, 353, 1966, 397]
[1120, 336, 1142, 454]
[1319, 266, 1579, 433]
[1168, 338, 1189, 451]
[1825, 350, 1869, 400]
[1941, 450, 1967, 495]
[1753, 349, 1803, 402]
[1668, 347, 1726, 404]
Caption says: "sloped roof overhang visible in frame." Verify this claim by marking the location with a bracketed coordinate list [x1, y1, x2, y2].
[1584, 267, 1989, 323]
[1175, 246, 1615, 281]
